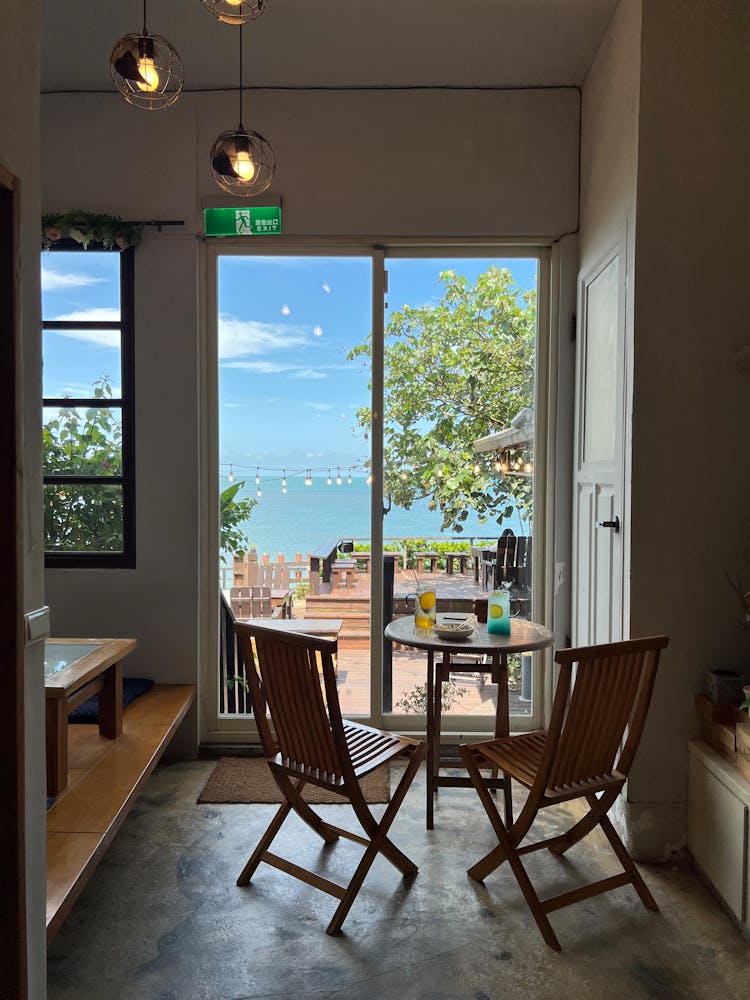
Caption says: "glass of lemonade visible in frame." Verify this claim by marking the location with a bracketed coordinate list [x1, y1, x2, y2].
[410, 584, 437, 628]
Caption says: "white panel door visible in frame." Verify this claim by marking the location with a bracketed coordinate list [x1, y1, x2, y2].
[572, 248, 626, 646]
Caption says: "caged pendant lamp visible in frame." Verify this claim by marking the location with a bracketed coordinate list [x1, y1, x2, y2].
[200, 0, 270, 26]
[110, 0, 184, 110]
[210, 26, 275, 196]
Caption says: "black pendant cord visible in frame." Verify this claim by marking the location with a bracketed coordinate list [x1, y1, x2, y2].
[142, 0, 148, 36]
[239, 25, 244, 130]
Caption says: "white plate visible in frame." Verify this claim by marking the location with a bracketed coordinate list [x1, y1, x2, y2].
[432, 616, 475, 639]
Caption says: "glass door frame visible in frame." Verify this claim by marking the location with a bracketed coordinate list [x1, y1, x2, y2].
[199, 239, 554, 745]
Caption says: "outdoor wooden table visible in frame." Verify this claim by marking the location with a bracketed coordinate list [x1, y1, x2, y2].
[44, 637, 138, 797]
[383, 616, 553, 829]
[238, 617, 343, 638]
[444, 552, 471, 575]
[471, 545, 493, 586]
[353, 551, 371, 572]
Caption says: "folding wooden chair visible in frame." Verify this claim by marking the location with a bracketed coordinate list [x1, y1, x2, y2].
[460, 634, 669, 950]
[234, 622, 425, 935]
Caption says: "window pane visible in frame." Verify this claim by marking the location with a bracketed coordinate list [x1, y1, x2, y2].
[43, 405, 122, 476]
[41, 250, 120, 319]
[44, 484, 124, 553]
[43, 331, 122, 399]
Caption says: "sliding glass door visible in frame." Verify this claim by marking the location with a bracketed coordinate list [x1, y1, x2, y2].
[202, 245, 545, 742]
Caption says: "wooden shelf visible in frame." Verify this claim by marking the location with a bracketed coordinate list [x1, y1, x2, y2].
[46, 683, 196, 942]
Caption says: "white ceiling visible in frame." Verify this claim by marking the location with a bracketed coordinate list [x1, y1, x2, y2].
[42, 0, 618, 93]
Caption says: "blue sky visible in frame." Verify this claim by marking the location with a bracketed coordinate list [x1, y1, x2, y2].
[217, 254, 537, 481]
[40, 249, 537, 481]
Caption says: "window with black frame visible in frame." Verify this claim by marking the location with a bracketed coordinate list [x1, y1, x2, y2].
[42, 245, 135, 567]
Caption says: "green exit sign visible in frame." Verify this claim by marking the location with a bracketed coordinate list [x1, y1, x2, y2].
[204, 206, 282, 236]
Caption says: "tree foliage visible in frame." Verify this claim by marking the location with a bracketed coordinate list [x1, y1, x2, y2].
[220, 482, 257, 558]
[348, 266, 535, 533]
[43, 377, 124, 551]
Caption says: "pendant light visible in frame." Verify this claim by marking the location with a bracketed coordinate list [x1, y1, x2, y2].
[210, 25, 275, 196]
[110, 0, 184, 110]
[200, 0, 270, 26]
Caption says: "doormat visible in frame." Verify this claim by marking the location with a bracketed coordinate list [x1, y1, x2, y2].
[197, 756, 390, 804]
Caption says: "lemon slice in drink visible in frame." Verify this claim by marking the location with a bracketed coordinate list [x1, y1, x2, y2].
[489, 604, 504, 619]
[419, 591, 436, 611]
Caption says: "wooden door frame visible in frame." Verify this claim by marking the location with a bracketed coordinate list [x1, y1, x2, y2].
[0, 164, 27, 999]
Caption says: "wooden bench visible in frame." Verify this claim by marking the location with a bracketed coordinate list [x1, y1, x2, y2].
[331, 559, 358, 589]
[444, 552, 470, 575]
[46, 683, 196, 942]
[416, 551, 440, 573]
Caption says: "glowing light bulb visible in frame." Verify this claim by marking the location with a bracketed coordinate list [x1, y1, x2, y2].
[228, 464, 234, 483]
[233, 149, 256, 181]
[327, 470, 333, 486]
[256, 486, 262, 498]
[473, 462, 481, 475]
[136, 56, 160, 92]
[494, 459, 503, 472]
[255, 468, 260, 485]
[282, 485, 287, 495]
[366, 474, 373, 486]
[281, 470, 287, 488]
[524, 462, 533, 475]
[336, 469, 342, 485]
[225, 0, 243, 5]
[305, 470, 312, 486]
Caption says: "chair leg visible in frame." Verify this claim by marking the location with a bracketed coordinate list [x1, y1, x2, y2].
[597, 812, 658, 912]
[274, 772, 342, 844]
[328, 747, 424, 934]
[237, 798, 293, 885]
[460, 745, 560, 950]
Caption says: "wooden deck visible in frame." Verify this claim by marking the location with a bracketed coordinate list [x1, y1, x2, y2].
[299, 565, 531, 718]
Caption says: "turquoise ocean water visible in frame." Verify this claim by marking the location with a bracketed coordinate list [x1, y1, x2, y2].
[222, 475, 527, 559]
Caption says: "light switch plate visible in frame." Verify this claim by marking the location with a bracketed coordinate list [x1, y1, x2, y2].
[25, 606, 51, 643]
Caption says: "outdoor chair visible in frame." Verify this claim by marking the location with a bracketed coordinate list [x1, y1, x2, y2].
[460, 634, 669, 950]
[229, 585, 282, 619]
[234, 622, 425, 935]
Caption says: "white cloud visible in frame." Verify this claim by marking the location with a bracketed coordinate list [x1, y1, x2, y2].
[218, 314, 308, 359]
[313, 325, 323, 337]
[45, 380, 122, 399]
[42, 268, 105, 291]
[281, 304, 291, 316]
[302, 402, 335, 412]
[322, 282, 331, 294]
[223, 360, 298, 374]
[46, 308, 121, 349]
[288, 369, 328, 380]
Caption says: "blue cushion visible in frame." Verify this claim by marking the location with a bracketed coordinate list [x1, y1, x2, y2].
[68, 677, 154, 724]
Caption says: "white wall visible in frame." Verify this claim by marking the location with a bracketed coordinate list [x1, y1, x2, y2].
[627, 0, 750, 857]
[1, 0, 46, 995]
[42, 86, 580, 746]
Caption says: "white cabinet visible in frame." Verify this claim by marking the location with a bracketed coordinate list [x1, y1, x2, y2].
[688, 740, 750, 922]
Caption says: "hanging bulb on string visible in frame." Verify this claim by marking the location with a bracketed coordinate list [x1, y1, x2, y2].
[523, 460, 533, 475]
[256, 485, 262, 498]
[336, 468, 342, 485]
[255, 467, 260, 485]
[281, 469, 287, 488]
[228, 463, 234, 483]
[305, 469, 312, 486]
[473, 461, 481, 475]
[327, 469, 333, 486]
[494, 457, 503, 472]
[366, 473, 373, 486]
[347, 469, 352, 485]
[282, 484, 287, 494]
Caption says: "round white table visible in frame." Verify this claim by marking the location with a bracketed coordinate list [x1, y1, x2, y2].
[384, 615, 554, 829]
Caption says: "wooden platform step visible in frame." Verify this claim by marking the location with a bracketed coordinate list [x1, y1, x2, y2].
[46, 683, 196, 942]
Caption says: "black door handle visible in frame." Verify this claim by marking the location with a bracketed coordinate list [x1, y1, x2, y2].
[596, 516, 620, 533]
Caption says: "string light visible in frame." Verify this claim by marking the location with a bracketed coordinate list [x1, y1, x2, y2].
[494, 457, 503, 472]
[336, 468, 342, 485]
[305, 469, 312, 486]
[347, 469, 352, 485]
[256, 485, 262, 497]
[228, 463, 234, 483]
[255, 467, 260, 485]
[327, 469, 333, 486]
[366, 474, 373, 486]
[281, 469, 287, 488]
[473, 461, 481, 475]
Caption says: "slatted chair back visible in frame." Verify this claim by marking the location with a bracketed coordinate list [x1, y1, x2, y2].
[235, 623, 345, 780]
[543, 635, 668, 796]
[230, 585, 273, 619]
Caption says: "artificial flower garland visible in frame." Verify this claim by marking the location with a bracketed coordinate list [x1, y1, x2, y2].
[42, 211, 143, 251]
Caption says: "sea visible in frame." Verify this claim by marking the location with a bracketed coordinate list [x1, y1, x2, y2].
[221, 474, 527, 559]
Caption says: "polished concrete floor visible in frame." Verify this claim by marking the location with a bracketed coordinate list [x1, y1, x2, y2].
[48, 759, 748, 1000]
